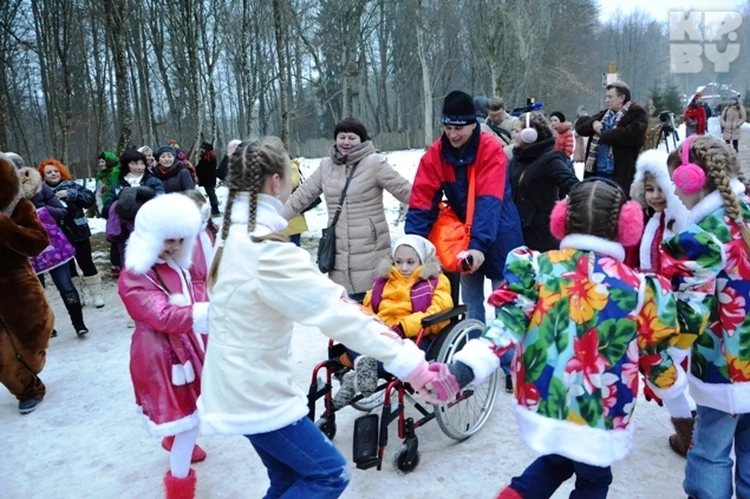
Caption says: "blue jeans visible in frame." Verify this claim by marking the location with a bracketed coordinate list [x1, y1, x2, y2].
[461, 271, 514, 374]
[510, 454, 612, 499]
[48, 263, 77, 294]
[246, 417, 349, 499]
[684, 405, 750, 499]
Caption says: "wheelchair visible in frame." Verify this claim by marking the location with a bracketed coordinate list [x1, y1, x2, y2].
[307, 272, 500, 473]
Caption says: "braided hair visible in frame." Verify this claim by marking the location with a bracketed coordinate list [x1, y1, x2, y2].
[670, 135, 750, 252]
[565, 179, 626, 241]
[207, 137, 290, 290]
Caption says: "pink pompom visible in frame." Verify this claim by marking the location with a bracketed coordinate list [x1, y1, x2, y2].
[673, 164, 706, 194]
[549, 200, 568, 240]
[618, 201, 644, 247]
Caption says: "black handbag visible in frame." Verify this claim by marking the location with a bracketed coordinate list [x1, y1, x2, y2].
[317, 164, 358, 273]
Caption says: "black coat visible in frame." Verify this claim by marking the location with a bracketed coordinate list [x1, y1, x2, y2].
[103, 171, 165, 218]
[196, 153, 217, 187]
[509, 137, 580, 252]
[575, 102, 648, 196]
[49, 181, 96, 242]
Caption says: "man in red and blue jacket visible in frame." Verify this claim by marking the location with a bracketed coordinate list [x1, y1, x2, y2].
[406, 90, 523, 325]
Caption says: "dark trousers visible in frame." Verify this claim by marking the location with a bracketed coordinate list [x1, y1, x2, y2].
[204, 185, 220, 214]
[510, 454, 612, 499]
[109, 242, 121, 269]
[69, 239, 98, 277]
[726, 139, 739, 152]
[289, 234, 301, 247]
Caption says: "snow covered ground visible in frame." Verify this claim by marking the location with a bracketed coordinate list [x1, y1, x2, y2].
[2, 143, 709, 497]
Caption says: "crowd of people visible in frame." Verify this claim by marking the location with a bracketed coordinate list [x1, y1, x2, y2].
[0, 81, 748, 499]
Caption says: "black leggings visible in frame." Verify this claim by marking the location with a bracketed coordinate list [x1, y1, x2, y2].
[68, 239, 98, 277]
[726, 139, 739, 152]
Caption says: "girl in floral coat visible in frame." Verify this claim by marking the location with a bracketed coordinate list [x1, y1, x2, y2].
[424, 178, 687, 499]
[662, 135, 750, 499]
[630, 149, 696, 456]
[117, 193, 209, 499]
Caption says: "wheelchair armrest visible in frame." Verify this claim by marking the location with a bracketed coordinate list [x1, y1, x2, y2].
[420, 305, 466, 328]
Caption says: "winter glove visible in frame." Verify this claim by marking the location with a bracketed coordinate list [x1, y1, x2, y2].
[421, 363, 461, 404]
[402, 361, 437, 400]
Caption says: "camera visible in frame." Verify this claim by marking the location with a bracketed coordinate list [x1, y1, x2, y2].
[658, 111, 676, 134]
[510, 98, 544, 117]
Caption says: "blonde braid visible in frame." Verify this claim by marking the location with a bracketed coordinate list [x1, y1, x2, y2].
[246, 149, 262, 233]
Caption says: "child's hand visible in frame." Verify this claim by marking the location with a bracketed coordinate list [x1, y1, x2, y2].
[422, 363, 461, 404]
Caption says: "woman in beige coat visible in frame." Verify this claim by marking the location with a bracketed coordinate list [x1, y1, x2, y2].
[283, 118, 411, 301]
[721, 96, 747, 152]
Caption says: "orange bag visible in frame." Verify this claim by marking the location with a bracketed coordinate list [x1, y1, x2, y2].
[428, 166, 476, 272]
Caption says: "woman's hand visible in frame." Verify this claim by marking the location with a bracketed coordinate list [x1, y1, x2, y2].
[55, 190, 68, 199]
[466, 249, 485, 272]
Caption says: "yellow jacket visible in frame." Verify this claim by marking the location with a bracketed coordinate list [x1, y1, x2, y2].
[363, 265, 453, 339]
[282, 160, 308, 237]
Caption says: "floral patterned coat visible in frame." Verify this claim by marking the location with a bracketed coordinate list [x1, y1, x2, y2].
[453, 235, 686, 467]
[662, 179, 750, 415]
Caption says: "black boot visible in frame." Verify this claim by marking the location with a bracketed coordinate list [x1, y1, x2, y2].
[62, 290, 89, 337]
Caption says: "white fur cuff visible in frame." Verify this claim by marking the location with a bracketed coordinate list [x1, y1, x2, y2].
[453, 338, 500, 386]
[172, 361, 196, 386]
[382, 339, 426, 380]
[668, 347, 690, 366]
[645, 363, 688, 401]
[192, 302, 209, 334]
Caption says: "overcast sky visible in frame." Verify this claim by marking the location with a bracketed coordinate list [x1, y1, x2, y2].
[598, 0, 746, 22]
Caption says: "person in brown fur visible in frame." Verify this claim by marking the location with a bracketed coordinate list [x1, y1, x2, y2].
[0, 153, 55, 414]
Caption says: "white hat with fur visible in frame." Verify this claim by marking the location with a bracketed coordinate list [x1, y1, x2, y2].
[125, 193, 202, 274]
[630, 149, 689, 232]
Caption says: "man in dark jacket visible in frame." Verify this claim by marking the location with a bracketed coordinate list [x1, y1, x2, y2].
[196, 142, 219, 215]
[575, 81, 648, 196]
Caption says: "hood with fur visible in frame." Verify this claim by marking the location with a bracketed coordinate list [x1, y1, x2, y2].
[375, 252, 442, 280]
[0, 154, 22, 216]
[630, 149, 688, 230]
[125, 193, 202, 274]
[18, 167, 43, 200]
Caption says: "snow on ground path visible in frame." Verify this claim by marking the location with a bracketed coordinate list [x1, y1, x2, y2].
[3, 280, 688, 498]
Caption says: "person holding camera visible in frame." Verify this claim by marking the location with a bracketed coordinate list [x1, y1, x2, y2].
[575, 81, 648, 196]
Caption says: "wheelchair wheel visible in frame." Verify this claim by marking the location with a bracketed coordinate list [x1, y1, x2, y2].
[429, 319, 499, 441]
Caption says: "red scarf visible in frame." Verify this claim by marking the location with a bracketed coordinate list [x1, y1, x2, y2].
[684, 105, 706, 134]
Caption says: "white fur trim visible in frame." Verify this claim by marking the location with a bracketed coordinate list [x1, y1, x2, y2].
[125, 193, 202, 274]
[381, 338, 426, 380]
[560, 234, 625, 262]
[687, 178, 746, 226]
[688, 373, 750, 414]
[639, 215, 661, 271]
[136, 406, 199, 438]
[514, 402, 634, 467]
[192, 302, 209, 335]
[668, 347, 690, 366]
[169, 293, 190, 307]
[644, 362, 688, 401]
[171, 361, 196, 386]
[199, 230, 215, 269]
[453, 338, 501, 386]
[230, 193, 288, 234]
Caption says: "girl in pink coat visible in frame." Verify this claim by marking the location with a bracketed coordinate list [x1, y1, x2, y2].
[183, 190, 217, 303]
[117, 193, 209, 499]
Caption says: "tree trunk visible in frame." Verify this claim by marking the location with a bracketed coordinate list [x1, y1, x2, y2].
[104, 0, 132, 153]
[414, 0, 432, 147]
[272, 0, 290, 144]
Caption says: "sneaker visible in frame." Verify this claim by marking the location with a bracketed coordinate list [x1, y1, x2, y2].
[355, 357, 379, 397]
[332, 371, 356, 410]
[76, 326, 89, 337]
[505, 374, 513, 394]
[19, 398, 42, 414]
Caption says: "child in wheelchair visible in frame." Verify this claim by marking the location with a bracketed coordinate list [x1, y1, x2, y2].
[332, 234, 453, 409]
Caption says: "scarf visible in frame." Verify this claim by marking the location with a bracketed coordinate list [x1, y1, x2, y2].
[585, 101, 632, 173]
[330, 140, 375, 166]
[124, 173, 144, 186]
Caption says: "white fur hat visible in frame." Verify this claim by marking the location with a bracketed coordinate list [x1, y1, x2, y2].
[630, 149, 688, 231]
[125, 193, 202, 274]
[393, 234, 435, 264]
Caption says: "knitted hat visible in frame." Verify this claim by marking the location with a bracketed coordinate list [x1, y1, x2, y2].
[154, 145, 177, 161]
[392, 234, 435, 265]
[442, 91, 476, 126]
[473, 96, 489, 119]
[550, 111, 566, 123]
[200, 142, 213, 151]
[4, 152, 24, 169]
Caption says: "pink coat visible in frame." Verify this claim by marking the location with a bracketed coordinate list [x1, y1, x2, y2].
[190, 228, 215, 303]
[118, 262, 207, 437]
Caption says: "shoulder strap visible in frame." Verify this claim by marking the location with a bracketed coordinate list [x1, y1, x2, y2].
[410, 276, 439, 313]
[370, 277, 386, 313]
[466, 166, 476, 229]
[330, 164, 358, 228]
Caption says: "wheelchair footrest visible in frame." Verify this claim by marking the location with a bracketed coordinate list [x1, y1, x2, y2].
[353, 414, 380, 469]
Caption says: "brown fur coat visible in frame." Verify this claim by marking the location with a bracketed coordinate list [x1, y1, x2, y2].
[0, 156, 54, 360]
